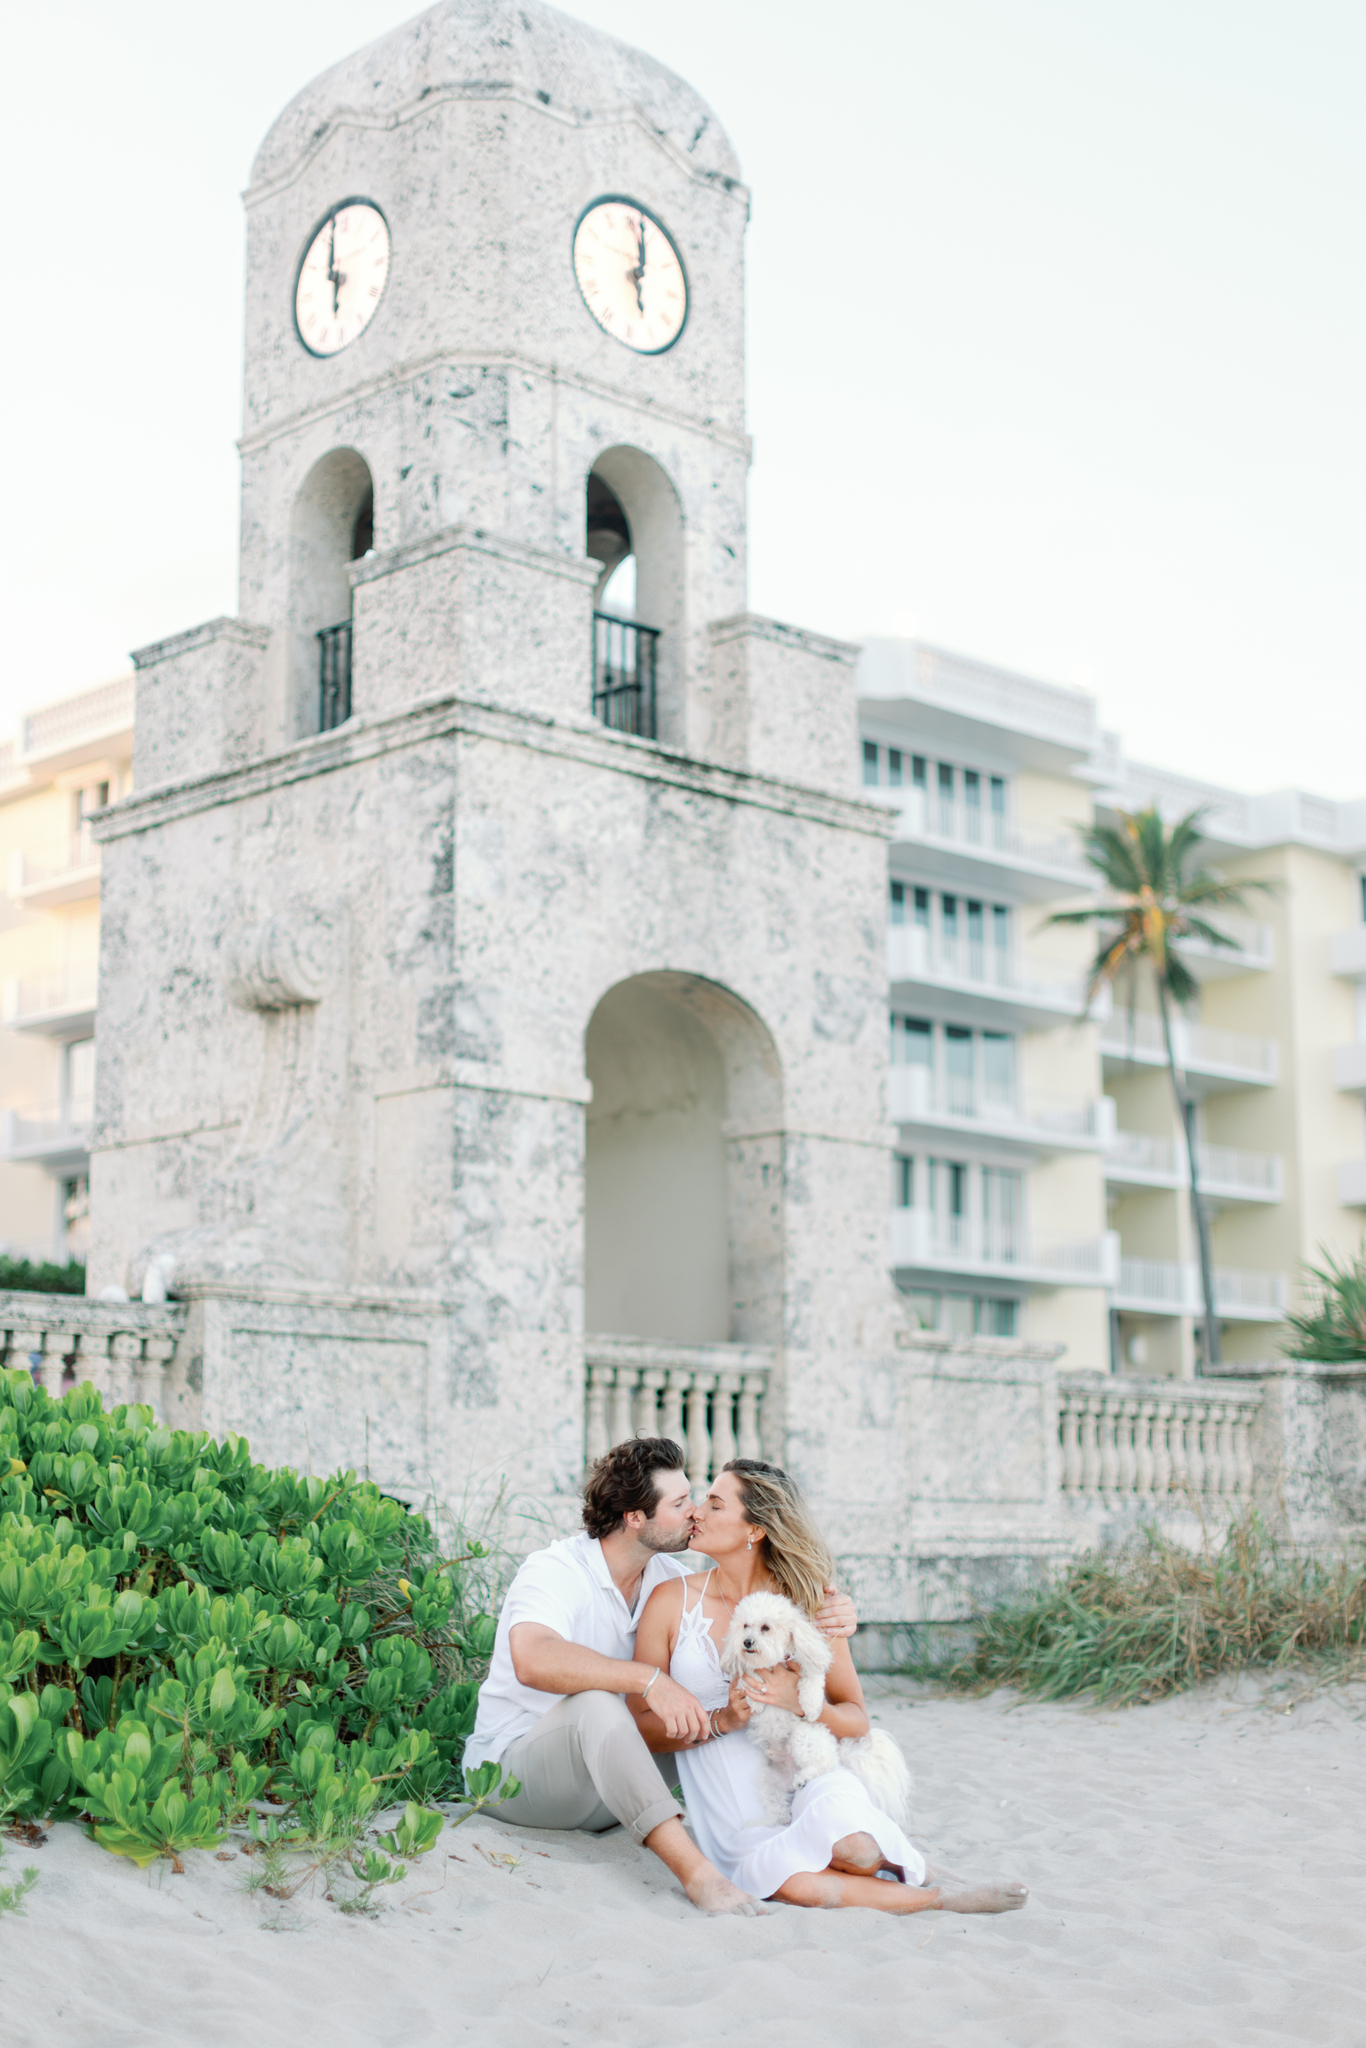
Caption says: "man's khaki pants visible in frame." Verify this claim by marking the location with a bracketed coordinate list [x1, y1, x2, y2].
[491, 1692, 682, 1845]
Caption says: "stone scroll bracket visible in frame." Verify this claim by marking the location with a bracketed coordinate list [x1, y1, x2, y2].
[225, 908, 341, 1011]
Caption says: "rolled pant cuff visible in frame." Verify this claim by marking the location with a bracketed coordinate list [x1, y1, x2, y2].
[630, 1793, 684, 1846]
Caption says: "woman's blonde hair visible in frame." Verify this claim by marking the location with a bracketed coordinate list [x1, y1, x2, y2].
[723, 1458, 833, 1618]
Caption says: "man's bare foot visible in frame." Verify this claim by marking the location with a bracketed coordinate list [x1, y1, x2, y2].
[682, 1867, 768, 1916]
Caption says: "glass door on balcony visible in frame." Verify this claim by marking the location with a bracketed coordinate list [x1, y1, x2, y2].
[981, 1165, 1022, 1263]
[944, 1026, 974, 1115]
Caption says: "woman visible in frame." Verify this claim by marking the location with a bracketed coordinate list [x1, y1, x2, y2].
[631, 1458, 1027, 1915]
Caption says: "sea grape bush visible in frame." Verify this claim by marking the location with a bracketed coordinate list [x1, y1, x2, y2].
[0, 1368, 505, 1868]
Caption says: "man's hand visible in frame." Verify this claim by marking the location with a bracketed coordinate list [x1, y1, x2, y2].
[741, 1660, 804, 1717]
[817, 1585, 857, 1639]
[643, 1670, 710, 1745]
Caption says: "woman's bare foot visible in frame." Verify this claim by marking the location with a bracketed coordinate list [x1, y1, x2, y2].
[923, 1864, 1028, 1914]
[682, 1867, 768, 1916]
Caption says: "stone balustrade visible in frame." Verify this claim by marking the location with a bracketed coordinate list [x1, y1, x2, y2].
[584, 1335, 773, 1483]
[0, 1292, 187, 1419]
[1058, 1374, 1261, 1501]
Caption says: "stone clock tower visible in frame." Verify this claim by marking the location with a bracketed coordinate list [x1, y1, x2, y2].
[90, 0, 960, 1599]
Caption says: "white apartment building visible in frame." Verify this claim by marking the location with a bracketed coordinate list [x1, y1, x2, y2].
[0, 678, 135, 1265]
[860, 639, 1366, 1375]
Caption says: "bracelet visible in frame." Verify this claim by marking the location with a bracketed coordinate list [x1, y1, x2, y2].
[709, 1708, 724, 1739]
[640, 1667, 661, 1704]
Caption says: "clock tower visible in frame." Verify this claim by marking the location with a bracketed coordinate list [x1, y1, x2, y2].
[92, 1, 901, 1567]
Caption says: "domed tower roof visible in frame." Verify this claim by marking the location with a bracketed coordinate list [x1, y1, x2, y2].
[251, 0, 741, 189]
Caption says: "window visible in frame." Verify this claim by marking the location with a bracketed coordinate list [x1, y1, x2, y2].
[891, 1016, 933, 1067]
[992, 904, 1010, 954]
[981, 1031, 1014, 1105]
[887, 748, 903, 788]
[64, 1040, 96, 1126]
[895, 1156, 914, 1207]
[894, 1284, 1018, 1337]
[944, 1026, 974, 1114]
[937, 762, 955, 800]
[914, 886, 930, 928]
[941, 893, 958, 943]
[890, 880, 905, 925]
[966, 899, 984, 950]
[862, 741, 879, 787]
[990, 775, 1006, 816]
[964, 770, 980, 807]
[911, 755, 927, 790]
[981, 1166, 1023, 1261]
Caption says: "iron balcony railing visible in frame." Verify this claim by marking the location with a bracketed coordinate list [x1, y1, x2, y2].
[318, 621, 353, 732]
[593, 612, 658, 738]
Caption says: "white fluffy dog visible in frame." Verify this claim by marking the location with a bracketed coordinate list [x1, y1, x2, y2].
[720, 1590, 914, 1828]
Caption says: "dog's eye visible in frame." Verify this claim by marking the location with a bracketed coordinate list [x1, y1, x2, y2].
[760, 1624, 769, 1632]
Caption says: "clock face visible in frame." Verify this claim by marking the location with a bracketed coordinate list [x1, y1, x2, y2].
[572, 199, 688, 355]
[294, 200, 391, 358]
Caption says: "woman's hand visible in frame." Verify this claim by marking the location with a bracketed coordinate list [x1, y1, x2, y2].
[741, 1659, 805, 1716]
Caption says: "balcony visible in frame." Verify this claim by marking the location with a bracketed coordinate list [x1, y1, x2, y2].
[1104, 1129, 1283, 1203]
[9, 828, 101, 911]
[1, 1106, 92, 1176]
[1179, 913, 1274, 980]
[1111, 1257, 1287, 1321]
[889, 1064, 1111, 1156]
[891, 1209, 1119, 1288]
[1327, 926, 1366, 980]
[593, 613, 658, 738]
[886, 923, 1089, 1031]
[1100, 1009, 1277, 1092]
[882, 787, 1091, 901]
[2, 967, 98, 1039]
[1339, 1159, 1366, 1207]
[1333, 1042, 1366, 1094]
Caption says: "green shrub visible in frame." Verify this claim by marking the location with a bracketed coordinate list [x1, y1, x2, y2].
[0, 1369, 511, 1869]
[0, 1258, 87, 1297]
[1283, 1246, 1366, 1363]
[943, 1515, 1366, 1707]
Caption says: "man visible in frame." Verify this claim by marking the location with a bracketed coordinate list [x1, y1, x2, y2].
[463, 1437, 857, 1916]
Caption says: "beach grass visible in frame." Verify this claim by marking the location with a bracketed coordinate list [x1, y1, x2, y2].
[939, 1515, 1366, 1707]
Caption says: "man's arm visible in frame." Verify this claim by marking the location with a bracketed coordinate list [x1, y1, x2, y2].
[817, 1586, 858, 1639]
[508, 1622, 709, 1744]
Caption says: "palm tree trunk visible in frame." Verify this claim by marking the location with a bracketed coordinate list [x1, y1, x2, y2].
[1155, 977, 1221, 1370]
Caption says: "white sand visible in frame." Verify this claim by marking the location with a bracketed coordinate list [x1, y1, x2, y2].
[4, 1676, 1365, 2048]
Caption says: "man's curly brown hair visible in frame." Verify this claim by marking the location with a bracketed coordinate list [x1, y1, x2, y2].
[581, 1437, 686, 1540]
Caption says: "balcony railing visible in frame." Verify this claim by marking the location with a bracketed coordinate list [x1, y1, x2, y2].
[888, 1065, 1109, 1143]
[1100, 1009, 1277, 1081]
[1114, 1258, 1286, 1316]
[891, 1209, 1119, 1283]
[584, 1335, 772, 1482]
[886, 925, 1083, 1007]
[1179, 913, 1274, 972]
[1105, 1130, 1283, 1198]
[886, 787, 1090, 879]
[2, 966, 98, 1031]
[592, 613, 658, 738]
[1058, 1376, 1260, 1499]
[1, 1106, 93, 1166]
[21, 676, 136, 759]
[318, 621, 353, 732]
[10, 827, 101, 906]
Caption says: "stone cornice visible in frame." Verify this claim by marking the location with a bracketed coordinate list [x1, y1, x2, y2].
[245, 90, 751, 212]
[92, 690, 895, 845]
[348, 523, 599, 591]
[236, 350, 750, 459]
[131, 617, 271, 672]
[708, 614, 860, 665]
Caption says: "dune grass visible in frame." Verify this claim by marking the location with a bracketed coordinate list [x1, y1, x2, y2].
[941, 1515, 1366, 1707]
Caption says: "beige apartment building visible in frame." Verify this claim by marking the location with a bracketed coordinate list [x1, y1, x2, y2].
[0, 678, 135, 1266]
[1, 651, 1360, 1381]
[860, 640, 1366, 1375]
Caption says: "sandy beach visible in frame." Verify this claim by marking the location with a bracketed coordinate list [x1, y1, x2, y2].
[4, 1674, 1364, 2048]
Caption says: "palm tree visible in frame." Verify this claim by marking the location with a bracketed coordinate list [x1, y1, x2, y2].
[1046, 805, 1272, 1372]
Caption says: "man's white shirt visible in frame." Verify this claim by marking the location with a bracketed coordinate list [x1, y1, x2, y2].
[464, 1532, 694, 1773]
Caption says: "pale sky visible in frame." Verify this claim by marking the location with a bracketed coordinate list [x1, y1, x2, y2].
[2, 1, 1363, 795]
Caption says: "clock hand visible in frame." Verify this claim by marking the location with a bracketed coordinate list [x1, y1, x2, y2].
[634, 214, 647, 313]
[328, 216, 341, 318]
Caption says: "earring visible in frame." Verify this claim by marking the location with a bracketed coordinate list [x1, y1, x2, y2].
[746, 1537, 753, 1551]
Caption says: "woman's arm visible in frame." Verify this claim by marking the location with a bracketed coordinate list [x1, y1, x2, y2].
[739, 1634, 870, 1741]
[624, 1580, 701, 1754]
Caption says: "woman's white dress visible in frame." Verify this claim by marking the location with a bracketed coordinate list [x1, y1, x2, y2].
[670, 1573, 926, 1900]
